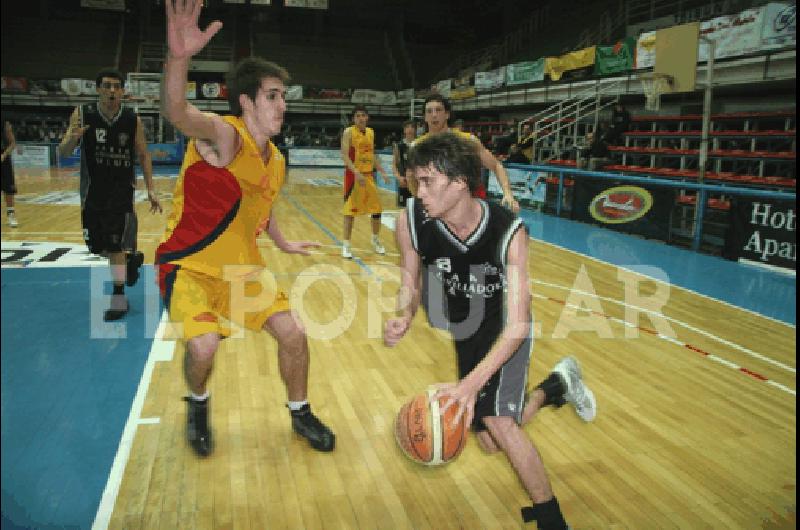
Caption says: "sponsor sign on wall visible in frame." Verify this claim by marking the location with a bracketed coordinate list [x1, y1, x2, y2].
[572, 180, 673, 241]
[11, 144, 50, 169]
[724, 199, 796, 270]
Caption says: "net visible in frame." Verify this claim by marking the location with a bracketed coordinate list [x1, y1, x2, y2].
[639, 73, 674, 111]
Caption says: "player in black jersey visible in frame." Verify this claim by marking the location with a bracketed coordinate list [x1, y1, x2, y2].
[58, 68, 162, 321]
[1, 120, 18, 227]
[385, 132, 597, 529]
[392, 120, 416, 206]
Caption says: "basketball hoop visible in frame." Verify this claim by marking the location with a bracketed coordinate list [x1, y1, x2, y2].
[639, 73, 674, 111]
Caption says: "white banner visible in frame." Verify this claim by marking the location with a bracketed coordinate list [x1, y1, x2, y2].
[395, 88, 414, 103]
[287, 149, 394, 170]
[286, 85, 304, 101]
[435, 79, 452, 97]
[474, 66, 506, 91]
[760, 2, 797, 48]
[489, 167, 547, 204]
[11, 145, 50, 169]
[636, 31, 657, 69]
[288, 148, 344, 167]
[351, 89, 397, 105]
[699, 8, 763, 61]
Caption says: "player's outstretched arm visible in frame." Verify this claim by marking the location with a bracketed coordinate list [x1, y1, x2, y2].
[161, 0, 232, 148]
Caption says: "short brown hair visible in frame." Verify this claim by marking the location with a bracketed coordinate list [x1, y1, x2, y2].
[226, 58, 290, 116]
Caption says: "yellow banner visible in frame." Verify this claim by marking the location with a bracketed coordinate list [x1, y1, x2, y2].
[545, 46, 597, 81]
[450, 87, 476, 100]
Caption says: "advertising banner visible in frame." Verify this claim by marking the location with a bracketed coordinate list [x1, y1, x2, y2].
[506, 59, 545, 85]
[11, 144, 51, 169]
[351, 89, 397, 105]
[594, 37, 637, 75]
[724, 199, 796, 270]
[698, 8, 763, 61]
[760, 2, 796, 48]
[636, 31, 657, 69]
[545, 47, 596, 81]
[474, 67, 506, 91]
[571, 180, 674, 240]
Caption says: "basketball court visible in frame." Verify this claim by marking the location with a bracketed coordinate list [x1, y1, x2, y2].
[1, 162, 795, 529]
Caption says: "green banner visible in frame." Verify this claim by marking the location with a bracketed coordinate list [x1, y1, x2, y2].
[506, 58, 545, 85]
[594, 37, 636, 75]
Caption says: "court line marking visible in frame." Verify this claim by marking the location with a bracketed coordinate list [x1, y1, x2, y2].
[532, 278, 796, 375]
[531, 237, 796, 329]
[534, 291, 796, 396]
[282, 190, 795, 379]
[282, 192, 376, 276]
[92, 311, 174, 530]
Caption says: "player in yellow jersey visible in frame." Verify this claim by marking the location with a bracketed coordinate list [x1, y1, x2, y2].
[340, 105, 389, 259]
[158, 0, 335, 457]
[413, 94, 520, 213]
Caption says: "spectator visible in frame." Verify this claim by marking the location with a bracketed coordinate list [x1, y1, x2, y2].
[493, 125, 516, 157]
[506, 143, 530, 164]
[578, 131, 610, 171]
[517, 122, 537, 162]
[606, 102, 631, 145]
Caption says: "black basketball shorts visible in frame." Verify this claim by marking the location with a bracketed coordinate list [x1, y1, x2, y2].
[1, 160, 16, 195]
[454, 319, 532, 432]
[81, 206, 138, 255]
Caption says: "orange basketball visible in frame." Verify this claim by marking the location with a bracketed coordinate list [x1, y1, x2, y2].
[394, 387, 468, 465]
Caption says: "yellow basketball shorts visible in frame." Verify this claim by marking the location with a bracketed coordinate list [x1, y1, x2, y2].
[159, 265, 291, 341]
[343, 170, 382, 216]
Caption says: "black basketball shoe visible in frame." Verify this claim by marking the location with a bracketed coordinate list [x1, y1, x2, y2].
[290, 404, 335, 452]
[183, 396, 213, 457]
[126, 251, 145, 287]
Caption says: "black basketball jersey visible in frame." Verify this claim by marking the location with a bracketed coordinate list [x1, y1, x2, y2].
[407, 197, 525, 340]
[79, 103, 138, 211]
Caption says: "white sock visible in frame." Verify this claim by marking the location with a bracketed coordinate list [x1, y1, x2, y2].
[287, 400, 308, 411]
[372, 235, 380, 243]
[191, 391, 209, 401]
[343, 240, 350, 247]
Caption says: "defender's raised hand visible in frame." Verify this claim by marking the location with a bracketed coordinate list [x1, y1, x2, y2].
[166, 0, 223, 60]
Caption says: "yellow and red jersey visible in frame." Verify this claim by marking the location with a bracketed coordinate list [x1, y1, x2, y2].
[156, 115, 285, 281]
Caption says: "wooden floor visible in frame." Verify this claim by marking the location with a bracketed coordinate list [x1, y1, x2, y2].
[3, 167, 796, 529]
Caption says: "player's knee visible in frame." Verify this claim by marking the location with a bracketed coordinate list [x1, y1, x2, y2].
[483, 415, 518, 442]
[278, 317, 308, 354]
[187, 333, 220, 363]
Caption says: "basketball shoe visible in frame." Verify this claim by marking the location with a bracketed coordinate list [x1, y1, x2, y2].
[184, 396, 213, 457]
[552, 356, 596, 422]
[342, 242, 353, 259]
[372, 236, 385, 255]
[290, 404, 335, 452]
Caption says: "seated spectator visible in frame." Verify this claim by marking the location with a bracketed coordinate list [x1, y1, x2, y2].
[605, 103, 631, 145]
[517, 122, 537, 162]
[578, 131, 610, 171]
[506, 144, 530, 164]
[493, 125, 516, 157]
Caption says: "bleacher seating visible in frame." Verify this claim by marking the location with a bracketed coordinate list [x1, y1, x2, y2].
[1, 15, 121, 79]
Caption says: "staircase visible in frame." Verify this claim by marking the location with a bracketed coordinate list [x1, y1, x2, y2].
[524, 80, 626, 162]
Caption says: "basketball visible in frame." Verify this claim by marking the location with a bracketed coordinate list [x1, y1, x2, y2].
[394, 387, 468, 466]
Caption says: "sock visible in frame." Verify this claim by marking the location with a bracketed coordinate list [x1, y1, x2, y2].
[521, 497, 567, 529]
[191, 391, 209, 402]
[287, 400, 308, 412]
[372, 234, 379, 242]
[7, 207, 15, 215]
[112, 283, 125, 296]
[536, 372, 566, 408]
